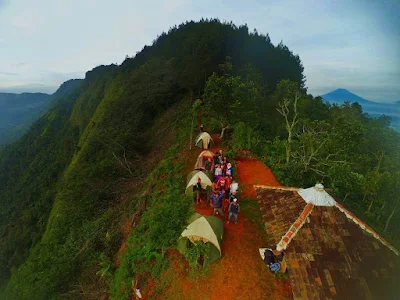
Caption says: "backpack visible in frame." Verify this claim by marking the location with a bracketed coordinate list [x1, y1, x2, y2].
[270, 263, 281, 273]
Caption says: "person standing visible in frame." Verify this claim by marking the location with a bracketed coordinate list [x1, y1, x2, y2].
[205, 157, 213, 172]
[227, 198, 240, 224]
[213, 152, 219, 166]
[195, 177, 202, 205]
[226, 162, 232, 177]
[216, 176, 226, 191]
[200, 123, 204, 132]
[230, 180, 238, 194]
[213, 190, 225, 217]
[214, 164, 222, 182]
[229, 190, 238, 203]
[209, 190, 217, 207]
[221, 162, 226, 177]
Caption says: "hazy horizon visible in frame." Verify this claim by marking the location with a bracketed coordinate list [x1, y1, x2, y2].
[1, 0, 399, 102]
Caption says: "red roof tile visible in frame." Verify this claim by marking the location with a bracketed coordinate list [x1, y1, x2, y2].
[255, 187, 400, 300]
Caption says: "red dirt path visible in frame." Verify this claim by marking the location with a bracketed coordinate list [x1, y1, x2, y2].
[146, 137, 291, 300]
[236, 156, 282, 198]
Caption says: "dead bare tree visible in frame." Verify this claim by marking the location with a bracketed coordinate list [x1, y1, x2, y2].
[293, 123, 346, 178]
[99, 138, 141, 179]
[277, 91, 300, 163]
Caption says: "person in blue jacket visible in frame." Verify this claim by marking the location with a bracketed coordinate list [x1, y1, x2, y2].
[212, 190, 225, 217]
[227, 198, 240, 224]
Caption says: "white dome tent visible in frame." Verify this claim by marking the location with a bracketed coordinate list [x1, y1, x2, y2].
[195, 132, 214, 149]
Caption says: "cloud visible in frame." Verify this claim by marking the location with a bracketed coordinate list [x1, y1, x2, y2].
[11, 62, 28, 67]
[0, 0, 399, 102]
[0, 83, 57, 94]
[0, 71, 18, 76]
[10, 9, 43, 35]
[40, 70, 84, 83]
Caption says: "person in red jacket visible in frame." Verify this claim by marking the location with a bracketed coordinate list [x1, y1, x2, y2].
[216, 176, 227, 191]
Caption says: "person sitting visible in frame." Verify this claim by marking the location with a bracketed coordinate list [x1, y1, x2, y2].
[263, 249, 284, 273]
[263, 249, 276, 266]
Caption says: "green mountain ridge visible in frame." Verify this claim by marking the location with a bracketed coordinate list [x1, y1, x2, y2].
[0, 20, 305, 299]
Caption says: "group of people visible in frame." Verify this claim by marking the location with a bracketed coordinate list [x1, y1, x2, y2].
[195, 149, 241, 224]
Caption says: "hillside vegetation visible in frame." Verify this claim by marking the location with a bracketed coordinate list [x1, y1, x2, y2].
[0, 19, 398, 299]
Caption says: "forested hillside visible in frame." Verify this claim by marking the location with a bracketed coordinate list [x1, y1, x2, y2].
[0, 19, 398, 299]
[0, 79, 82, 146]
[0, 92, 51, 145]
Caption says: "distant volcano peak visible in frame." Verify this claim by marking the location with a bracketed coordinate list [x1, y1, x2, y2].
[321, 88, 372, 105]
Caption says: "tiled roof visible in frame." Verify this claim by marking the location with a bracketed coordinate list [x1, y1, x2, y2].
[276, 202, 314, 251]
[255, 187, 400, 300]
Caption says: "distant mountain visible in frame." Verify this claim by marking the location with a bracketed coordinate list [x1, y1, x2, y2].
[0, 79, 82, 145]
[321, 88, 374, 105]
[321, 89, 400, 132]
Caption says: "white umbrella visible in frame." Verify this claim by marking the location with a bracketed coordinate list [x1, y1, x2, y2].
[297, 183, 336, 206]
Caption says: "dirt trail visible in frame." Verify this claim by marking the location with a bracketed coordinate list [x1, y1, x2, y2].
[150, 136, 291, 300]
[236, 156, 282, 198]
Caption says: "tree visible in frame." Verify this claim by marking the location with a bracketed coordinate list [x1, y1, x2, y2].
[189, 99, 202, 149]
[328, 164, 364, 202]
[292, 121, 334, 177]
[362, 152, 385, 212]
[274, 80, 302, 163]
[203, 60, 260, 138]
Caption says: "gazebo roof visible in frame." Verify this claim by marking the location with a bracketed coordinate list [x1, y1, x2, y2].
[254, 185, 400, 300]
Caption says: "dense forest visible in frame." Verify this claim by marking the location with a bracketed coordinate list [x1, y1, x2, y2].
[0, 19, 398, 299]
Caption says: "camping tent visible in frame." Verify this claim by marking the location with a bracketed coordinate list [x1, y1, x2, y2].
[185, 170, 213, 196]
[195, 132, 214, 149]
[194, 150, 214, 170]
[177, 213, 224, 266]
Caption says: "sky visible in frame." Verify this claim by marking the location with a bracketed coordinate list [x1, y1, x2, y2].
[0, 0, 399, 102]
